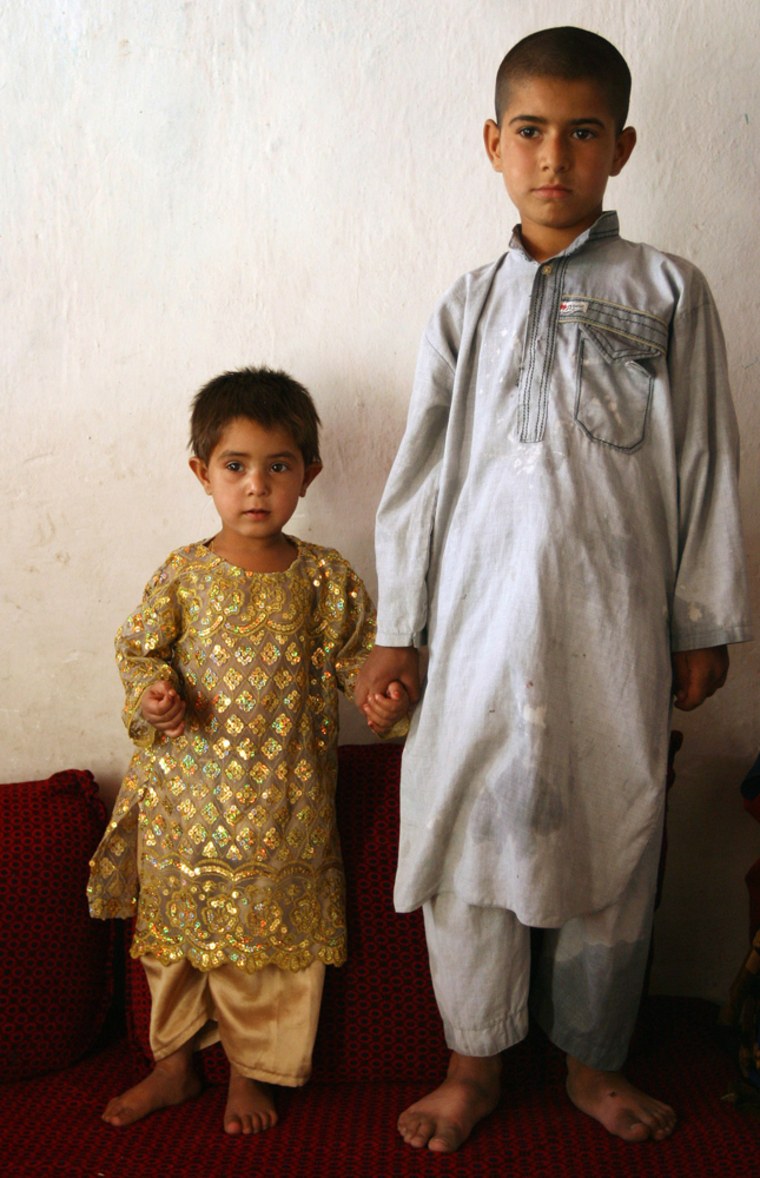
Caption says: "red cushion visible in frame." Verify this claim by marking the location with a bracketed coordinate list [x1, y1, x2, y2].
[0, 770, 115, 1080]
[125, 744, 447, 1083]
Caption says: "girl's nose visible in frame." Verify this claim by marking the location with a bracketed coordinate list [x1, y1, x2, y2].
[247, 468, 268, 494]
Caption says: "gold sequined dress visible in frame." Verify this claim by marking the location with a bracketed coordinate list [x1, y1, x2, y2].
[88, 538, 375, 973]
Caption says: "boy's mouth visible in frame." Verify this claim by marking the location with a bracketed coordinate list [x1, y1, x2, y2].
[533, 184, 572, 198]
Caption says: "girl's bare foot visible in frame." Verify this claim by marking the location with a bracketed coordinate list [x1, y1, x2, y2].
[397, 1051, 501, 1152]
[102, 1048, 201, 1127]
[224, 1066, 278, 1135]
[566, 1055, 676, 1142]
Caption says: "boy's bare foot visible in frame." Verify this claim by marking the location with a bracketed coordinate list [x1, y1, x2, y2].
[397, 1051, 501, 1152]
[224, 1066, 278, 1135]
[566, 1056, 676, 1142]
[102, 1050, 201, 1126]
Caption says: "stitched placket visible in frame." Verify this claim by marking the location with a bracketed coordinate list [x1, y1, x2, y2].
[518, 258, 567, 443]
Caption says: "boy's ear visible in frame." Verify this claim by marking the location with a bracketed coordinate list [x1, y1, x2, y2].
[610, 125, 637, 176]
[483, 119, 503, 169]
[300, 461, 322, 497]
[189, 456, 212, 494]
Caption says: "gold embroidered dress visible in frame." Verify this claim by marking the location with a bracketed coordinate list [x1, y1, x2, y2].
[88, 538, 375, 973]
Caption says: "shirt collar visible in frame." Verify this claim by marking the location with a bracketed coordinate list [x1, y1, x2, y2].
[509, 211, 620, 263]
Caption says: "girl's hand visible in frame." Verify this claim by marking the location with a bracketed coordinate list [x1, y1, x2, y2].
[363, 679, 411, 736]
[140, 681, 187, 736]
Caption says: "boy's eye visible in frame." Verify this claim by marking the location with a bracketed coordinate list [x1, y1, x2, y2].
[517, 126, 539, 138]
[572, 128, 597, 140]
[226, 461, 243, 472]
[270, 462, 289, 473]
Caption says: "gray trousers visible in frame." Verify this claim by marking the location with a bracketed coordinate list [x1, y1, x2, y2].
[422, 830, 661, 1071]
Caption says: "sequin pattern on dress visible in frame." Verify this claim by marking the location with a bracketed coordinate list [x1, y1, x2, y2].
[88, 539, 376, 973]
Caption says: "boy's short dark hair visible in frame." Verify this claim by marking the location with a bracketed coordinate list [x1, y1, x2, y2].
[190, 366, 322, 465]
[495, 27, 631, 132]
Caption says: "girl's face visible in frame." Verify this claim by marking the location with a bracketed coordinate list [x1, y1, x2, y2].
[190, 416, 321, 563]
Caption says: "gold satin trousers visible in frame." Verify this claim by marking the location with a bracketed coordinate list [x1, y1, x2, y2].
[142, 954, 326, 1087]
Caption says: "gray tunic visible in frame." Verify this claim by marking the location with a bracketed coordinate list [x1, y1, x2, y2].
[375, 213, 751, 926]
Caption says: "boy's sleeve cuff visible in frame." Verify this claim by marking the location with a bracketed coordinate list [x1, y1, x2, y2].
[670, 622, 753, 651]
[374, 629, 419, 648]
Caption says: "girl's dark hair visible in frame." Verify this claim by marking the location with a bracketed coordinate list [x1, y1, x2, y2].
[189, 367, 321, 465]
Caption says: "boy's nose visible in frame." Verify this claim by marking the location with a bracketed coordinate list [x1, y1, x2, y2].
[542, 135, 570, 172]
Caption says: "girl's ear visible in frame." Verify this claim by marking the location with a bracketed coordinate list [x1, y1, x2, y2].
[300, 461, 323, 497]
[189, 456, 212, 494]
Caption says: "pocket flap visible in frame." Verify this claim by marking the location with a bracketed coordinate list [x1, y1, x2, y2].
[559, 296, 668, 360]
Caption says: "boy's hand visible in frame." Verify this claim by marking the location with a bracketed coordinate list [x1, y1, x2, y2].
[140, 680, 187, 736]
[355, 645, 421, 708]
[363, 680, 411, 736]
[672, 645, 729, 711]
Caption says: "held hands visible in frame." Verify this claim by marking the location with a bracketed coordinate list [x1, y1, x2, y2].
[140, 680, 187, 736]
[671, 645, 729, 711]
[355, 645, 422, 709]
[356, 645, 421, 738]
[363, 680, 411, 736]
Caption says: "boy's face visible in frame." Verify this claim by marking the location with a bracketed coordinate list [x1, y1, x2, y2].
[484, 75, 636, 261]
[189, 416, 321, 554]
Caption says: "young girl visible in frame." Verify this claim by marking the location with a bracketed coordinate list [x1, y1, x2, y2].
[88, 366, 407, 1134]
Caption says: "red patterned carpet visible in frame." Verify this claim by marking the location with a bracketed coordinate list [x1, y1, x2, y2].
[2, 997, 756, 1177]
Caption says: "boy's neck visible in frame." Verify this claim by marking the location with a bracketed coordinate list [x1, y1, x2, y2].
[518, 206, 605, 262]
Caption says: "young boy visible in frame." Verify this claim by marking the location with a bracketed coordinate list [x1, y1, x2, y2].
[356, 26, 751, 1153]
[88, 367, 407, 1134]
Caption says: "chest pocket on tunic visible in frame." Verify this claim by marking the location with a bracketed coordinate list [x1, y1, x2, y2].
[561, 297, 668, 452]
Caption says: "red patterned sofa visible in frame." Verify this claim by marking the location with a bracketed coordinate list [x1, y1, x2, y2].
[1, 744, 756, 1177]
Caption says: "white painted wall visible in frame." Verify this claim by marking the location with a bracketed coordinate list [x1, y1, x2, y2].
[3, 0, 758, 1001]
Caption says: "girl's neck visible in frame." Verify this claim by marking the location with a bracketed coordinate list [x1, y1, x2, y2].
[208, 531, 298, 573]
